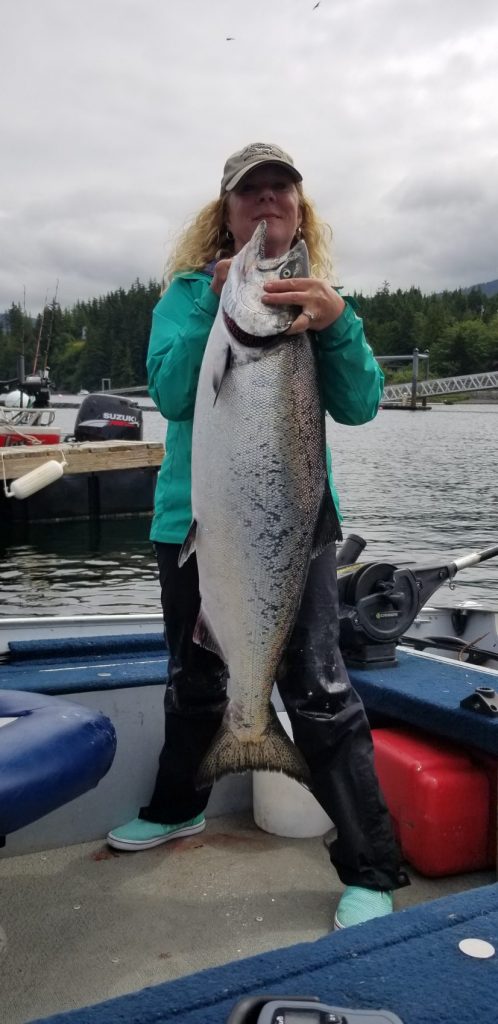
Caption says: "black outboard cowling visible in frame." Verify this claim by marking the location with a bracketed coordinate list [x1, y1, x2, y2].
[73, 394, 142, 442]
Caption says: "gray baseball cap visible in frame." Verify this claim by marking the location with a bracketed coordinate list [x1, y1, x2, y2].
[220, 142, 303, 193]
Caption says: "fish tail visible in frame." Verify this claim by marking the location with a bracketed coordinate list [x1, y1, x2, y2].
[196, 715, 310, 789]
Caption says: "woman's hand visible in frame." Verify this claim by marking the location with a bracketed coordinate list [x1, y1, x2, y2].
[211, 258, 232, 296]
[262, 278, 345, 334]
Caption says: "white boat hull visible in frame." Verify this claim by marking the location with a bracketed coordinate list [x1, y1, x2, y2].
[2, 603, 497, 665]
[404, 602, 498, 666]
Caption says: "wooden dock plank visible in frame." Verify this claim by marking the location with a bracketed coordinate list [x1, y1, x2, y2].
[0, 441, 165, 478]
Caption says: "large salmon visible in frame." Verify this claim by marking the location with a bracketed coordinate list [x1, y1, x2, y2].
[179, 221, 340, 787]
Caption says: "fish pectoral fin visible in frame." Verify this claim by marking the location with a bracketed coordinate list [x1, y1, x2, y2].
[178, 519, 197, 566]
[193, 607, 224, 659]
[311, 485, 341, 558]
[212, 340, 232, 404]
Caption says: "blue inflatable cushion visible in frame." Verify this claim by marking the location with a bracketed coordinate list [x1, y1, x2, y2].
[0, 689, 116, 838]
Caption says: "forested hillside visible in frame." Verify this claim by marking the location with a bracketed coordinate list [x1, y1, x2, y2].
[1, 278, 497, 392]
[352, 283, 498, 380]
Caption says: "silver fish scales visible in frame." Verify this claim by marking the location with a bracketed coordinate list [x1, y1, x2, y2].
[179, 221, 339, 787]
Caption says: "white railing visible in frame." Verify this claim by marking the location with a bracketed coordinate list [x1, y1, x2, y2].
[0, 407, 56, 427]
[382, 370, 498, 403]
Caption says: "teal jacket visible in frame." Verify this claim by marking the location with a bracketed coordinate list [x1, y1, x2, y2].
[147, 271, 384, 544]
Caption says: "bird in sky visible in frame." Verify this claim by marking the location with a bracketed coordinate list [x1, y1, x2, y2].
[313, 2, 320, 8]
[226, 36, 235, 41]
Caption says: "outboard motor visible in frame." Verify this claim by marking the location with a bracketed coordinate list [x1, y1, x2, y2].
[72, 394, 142, 442]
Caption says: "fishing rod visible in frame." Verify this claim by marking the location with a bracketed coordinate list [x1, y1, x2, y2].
[42, 279, 59, 373]
[451, 545, 498, 572]
[32, 292, 48, 375]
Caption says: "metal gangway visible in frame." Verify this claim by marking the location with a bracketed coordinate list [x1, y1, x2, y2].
[378, 349, 498, 408]
[382, 370, 498, 406]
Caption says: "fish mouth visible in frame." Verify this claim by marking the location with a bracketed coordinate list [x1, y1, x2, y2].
[251, 219, 288, 265]
[254, 220, 304, 274]
[222, 308, 288, 348]
[257, 219, 268, 259]
[221, 220, 309, 341]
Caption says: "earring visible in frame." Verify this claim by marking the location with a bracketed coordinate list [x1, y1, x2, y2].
[216, 228, 234, 259]
[296, 226, 303, 239]
[217, 227, 233, 246]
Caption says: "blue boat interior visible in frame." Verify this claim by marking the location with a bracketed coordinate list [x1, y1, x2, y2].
[29, 881, 498, 1024]
[2, 633, 497, 852]
[1, 634, 497, 1024]
[1, 636, 497, 756]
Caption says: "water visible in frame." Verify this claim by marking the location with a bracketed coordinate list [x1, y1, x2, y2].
[330, 402, 498, 609]
[0, 400, 497, 616]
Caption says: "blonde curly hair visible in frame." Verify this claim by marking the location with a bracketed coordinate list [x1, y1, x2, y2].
[162, 183, 334, 290]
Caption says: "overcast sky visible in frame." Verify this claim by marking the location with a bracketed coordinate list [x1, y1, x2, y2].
[1, 0, 497, 314]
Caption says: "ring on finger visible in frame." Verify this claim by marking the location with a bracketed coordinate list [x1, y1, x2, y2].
[303, 309, 318, 322]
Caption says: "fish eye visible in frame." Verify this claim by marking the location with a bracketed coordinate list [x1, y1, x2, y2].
[280, 257, 299, 279]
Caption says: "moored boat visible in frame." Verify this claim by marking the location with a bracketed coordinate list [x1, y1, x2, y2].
[0, 393, 162, 524]
[0, 406, 61, 447]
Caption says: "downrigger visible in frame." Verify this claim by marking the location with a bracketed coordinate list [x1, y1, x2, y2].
[336, 534, 498, 668]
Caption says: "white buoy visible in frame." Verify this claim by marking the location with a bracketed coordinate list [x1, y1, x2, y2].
[2, 390, 32, 408]
[5, 459, 65, 500]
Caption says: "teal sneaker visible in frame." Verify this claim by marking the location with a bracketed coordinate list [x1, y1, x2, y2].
[106, 814, 205, 851]
[334, 887, 393, 930]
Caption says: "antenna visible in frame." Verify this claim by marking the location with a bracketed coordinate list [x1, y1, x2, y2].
[21, 285, 26, 356]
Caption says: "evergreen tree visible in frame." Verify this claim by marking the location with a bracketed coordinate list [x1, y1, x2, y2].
[430, 320, 495, 376]
[2, 278, 497, 395]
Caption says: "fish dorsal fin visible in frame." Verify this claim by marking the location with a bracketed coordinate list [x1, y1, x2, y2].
[178, 519, 197, 567]
[193, 607, 224, 660]
[311, 485, 341, 558]
[212, 339, 232, 404]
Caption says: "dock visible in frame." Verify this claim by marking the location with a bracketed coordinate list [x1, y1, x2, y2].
[0, 440, 164, 480]
[0, 441, 164, 525]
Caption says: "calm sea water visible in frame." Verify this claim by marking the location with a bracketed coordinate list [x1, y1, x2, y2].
[0, 399, 497, 616]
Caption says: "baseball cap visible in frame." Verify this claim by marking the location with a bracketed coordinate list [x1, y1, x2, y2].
[220, 142, 303, 193]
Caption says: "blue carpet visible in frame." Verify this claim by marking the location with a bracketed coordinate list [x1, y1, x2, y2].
[349, 651, 498, 755]
[7, 634, 165, 662]
[32, 884, 498, 1024]
[0, 634, 167, 695]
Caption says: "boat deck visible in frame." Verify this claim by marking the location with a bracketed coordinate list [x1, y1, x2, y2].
[0, 811, 494, 1024]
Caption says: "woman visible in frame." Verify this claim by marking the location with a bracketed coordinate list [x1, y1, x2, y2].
[107, 142, 409, 929]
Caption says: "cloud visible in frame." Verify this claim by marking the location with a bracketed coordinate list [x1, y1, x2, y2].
[1, 0, 497, 312]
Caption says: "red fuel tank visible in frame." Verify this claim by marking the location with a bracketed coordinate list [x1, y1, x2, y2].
[372, 727, 496, 877]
